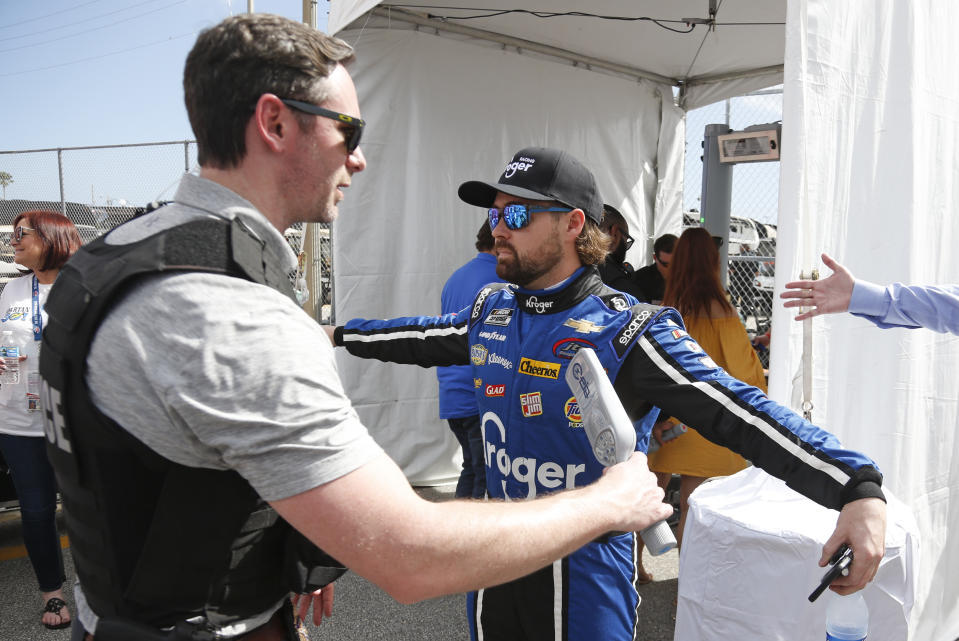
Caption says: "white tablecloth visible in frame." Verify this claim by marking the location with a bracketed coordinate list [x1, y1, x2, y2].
[675, 466, 919, 640]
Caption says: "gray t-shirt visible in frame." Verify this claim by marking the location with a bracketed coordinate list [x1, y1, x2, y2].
[77, 173, 382, 635]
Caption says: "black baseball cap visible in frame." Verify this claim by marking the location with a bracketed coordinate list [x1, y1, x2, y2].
[458, 147, 604, 223]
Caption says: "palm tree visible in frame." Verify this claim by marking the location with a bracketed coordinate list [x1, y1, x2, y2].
[0, 172, 12, 199]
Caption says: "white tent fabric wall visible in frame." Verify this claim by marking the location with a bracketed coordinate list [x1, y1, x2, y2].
[771, 1, 959, 639]
[331, 25, 681, 483]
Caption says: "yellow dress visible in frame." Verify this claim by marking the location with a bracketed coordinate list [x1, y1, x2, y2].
[647, 314, 767, 478]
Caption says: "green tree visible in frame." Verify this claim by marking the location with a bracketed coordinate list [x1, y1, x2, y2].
[0, 171, 12, 199]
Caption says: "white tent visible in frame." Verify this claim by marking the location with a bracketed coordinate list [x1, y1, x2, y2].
[327, 2, 959, 638]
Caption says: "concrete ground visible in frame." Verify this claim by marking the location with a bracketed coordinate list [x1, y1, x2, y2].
[0, 485, 680, 641]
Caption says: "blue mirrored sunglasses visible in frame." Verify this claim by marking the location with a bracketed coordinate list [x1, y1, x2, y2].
[487, 205, 571, 231]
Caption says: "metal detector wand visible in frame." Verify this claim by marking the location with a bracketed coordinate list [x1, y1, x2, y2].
[565, 347, 677, 555]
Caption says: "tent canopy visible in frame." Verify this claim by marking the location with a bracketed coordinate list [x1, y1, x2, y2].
[329, 1, 786, 109]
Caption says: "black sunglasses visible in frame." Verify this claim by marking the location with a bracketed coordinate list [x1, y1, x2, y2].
[280, 98, 365, 153]
[620, 228, 635, 250]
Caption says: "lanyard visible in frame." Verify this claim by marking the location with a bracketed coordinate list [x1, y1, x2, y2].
[32, 274, 42, 342]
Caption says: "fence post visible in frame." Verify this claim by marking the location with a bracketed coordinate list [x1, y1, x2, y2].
[184, 141, 190, 172]
[57, 148, 66, 215]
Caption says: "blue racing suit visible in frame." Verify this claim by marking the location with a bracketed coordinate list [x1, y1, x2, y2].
[335, 266, 883, 641]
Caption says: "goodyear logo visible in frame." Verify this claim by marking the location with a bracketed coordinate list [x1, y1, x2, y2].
[471, 344, 488, 366]
[519, 358, 561, 379]
[520, 392, 543, 417]
[564, 397, 583, 428]
[485, 384, 505, 397]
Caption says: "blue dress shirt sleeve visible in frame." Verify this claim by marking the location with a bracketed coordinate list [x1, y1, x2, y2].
[849, 280, 959, 334]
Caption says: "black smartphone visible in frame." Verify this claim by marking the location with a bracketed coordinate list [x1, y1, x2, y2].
[808, 544, 853, 602]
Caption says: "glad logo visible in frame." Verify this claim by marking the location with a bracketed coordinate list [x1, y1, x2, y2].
[524, 295, 553, 314]
[519, 357, 561, 379]
[481, 410, 586, 498]
[503, 156, 536, 178]
[485, 384, 506, 397]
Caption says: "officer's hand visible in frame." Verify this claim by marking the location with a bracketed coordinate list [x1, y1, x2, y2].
[820, 497, 886, 595]
[600, 452, 672, 533]
[292, 582, 335, 627]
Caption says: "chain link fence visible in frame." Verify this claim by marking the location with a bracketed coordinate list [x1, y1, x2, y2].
[0, 141, 333, 319]
[684, 88, 783, 367]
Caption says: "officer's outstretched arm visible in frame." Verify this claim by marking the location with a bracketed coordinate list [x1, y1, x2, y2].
[270, 451, 670, 604]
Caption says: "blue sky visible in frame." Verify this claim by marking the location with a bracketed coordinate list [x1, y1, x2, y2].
[1, 0, 329, 151]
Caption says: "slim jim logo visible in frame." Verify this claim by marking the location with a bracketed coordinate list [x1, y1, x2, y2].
[519, 358, 561, 379]
[485, 384, 506, 397]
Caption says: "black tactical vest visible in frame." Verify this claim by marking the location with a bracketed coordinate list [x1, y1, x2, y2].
[39, 215, 343, 632]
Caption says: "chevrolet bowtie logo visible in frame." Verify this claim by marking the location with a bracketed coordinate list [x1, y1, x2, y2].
[563, 318, 605, 334]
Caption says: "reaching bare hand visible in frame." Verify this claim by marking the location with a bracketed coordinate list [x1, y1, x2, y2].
[781, 253, 855, 321]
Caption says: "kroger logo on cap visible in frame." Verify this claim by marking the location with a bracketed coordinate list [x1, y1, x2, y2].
[503, 156, 537, 179]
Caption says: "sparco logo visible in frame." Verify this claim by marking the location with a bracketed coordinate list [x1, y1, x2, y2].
[617, 310, 652, 346]
[503, 156, 536, 178]
[524, 295, 553, 314]
[519, 358, 561, 379]
[471, 287, 492, 321]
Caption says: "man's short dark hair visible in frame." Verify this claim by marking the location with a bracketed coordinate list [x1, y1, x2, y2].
[653, 233, 677, 255]
[475, 220, 494, 251]
[184, 13, 355, 169]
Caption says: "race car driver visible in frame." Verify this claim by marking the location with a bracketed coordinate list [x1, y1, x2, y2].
[327, 146, 887, 641]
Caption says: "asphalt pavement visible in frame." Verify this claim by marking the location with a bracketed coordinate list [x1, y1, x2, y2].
[0, 485, 680, 641]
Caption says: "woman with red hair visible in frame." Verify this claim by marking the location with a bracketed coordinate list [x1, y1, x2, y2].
[647, 227, 767, 546]
[0, 210, 81, 630]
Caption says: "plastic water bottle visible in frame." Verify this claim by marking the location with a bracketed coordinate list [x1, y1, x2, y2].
[826, 592, 869, 641]
[647, 423, 689, 453]
[0, 329, 25, 386]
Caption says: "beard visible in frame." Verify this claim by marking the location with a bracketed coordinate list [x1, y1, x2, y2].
[609, 239, 627, 265]
[494, 224, 564, 287]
